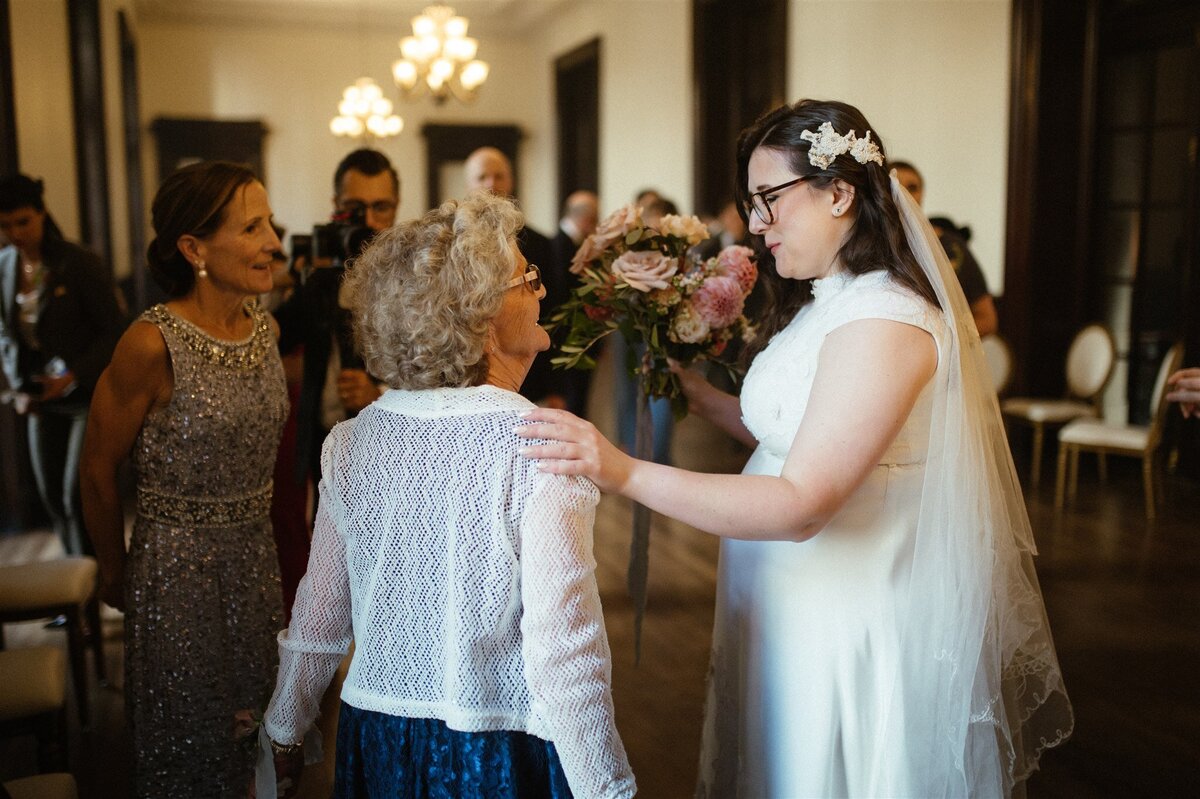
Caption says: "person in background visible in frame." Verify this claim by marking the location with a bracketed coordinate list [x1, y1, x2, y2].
[0, 173, 125, 557]
[891, 160, 998, 337]
[81, 161, 288, 797]
[550, 190, 600, 417]
[256, 192, 634, 799]
[464, 146, 558, 406]
[274, 148, 398, 532]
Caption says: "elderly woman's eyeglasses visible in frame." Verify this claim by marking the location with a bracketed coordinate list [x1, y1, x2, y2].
[505, 263, 542, 293]
[744, 176, 811, 226]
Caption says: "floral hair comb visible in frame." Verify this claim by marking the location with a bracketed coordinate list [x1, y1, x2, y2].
[799, 122, 885, 170]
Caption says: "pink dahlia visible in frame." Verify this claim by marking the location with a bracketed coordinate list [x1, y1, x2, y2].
[716, 245, 757, 295]
[690, 275, 744, 328]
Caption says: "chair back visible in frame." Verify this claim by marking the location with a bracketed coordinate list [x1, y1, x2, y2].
[981, 334, 1015, 395]
[1147, 342, 1185, 448]
[1065, 324, 1116, 403]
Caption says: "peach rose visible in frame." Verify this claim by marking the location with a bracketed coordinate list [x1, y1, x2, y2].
[611, 250, 678, 292]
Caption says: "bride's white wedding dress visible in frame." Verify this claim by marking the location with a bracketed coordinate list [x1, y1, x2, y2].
[697, 269, 945, 798]
[695, 179, 1072, 798]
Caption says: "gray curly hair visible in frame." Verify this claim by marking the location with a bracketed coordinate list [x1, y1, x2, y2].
[343, 191, 524, 389]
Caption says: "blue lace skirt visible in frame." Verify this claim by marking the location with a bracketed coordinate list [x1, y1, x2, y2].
[334, 702, 574, 798]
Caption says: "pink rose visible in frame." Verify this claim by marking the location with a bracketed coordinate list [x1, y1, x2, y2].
[716, 245, 757, 295]
[611, 250, 678, 292]
[690, 275, 744, 328]
[594, 204, 643, 248]
[570, 234, 605, 273]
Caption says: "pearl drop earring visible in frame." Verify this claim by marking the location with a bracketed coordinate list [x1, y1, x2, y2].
[197, 260, 207, 279]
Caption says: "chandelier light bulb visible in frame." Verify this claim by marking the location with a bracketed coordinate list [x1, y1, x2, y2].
[444, 16, 468, 38]
[459, 60, 489, 90]
[412, 14, 436, 38]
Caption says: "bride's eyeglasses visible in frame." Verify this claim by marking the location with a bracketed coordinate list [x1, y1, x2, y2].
[505, 263, 542, 293]
[745, 176, 812, 226]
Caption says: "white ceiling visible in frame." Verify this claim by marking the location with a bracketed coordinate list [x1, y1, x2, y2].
[133, 0, 571, 37]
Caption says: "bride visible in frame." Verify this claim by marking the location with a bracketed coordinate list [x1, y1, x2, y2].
[518, 99, 1073, 797]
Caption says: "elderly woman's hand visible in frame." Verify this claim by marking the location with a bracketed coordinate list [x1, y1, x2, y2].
[516, 409, 635, 494]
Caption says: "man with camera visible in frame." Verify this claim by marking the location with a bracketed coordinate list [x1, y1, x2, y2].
[275, 148, 399, 521]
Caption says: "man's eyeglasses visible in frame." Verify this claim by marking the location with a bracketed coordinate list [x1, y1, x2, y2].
[744, 176, 811, 226]
[506, 263, 542, 293]
[339, 200, 398, 217]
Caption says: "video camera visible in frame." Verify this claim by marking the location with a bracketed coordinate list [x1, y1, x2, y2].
[290, 204, 377, 276]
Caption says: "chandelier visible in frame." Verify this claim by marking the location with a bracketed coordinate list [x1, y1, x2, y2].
[329, 77, 404, 141]
[391, 5, 490, 105]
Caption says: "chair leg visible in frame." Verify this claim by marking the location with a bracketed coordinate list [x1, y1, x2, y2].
[1031, 423, 1044, 487]
[65, 608, 90, 726]
[1143, 455, 1156, 522]
[86, 596, 106, 683]
[1098, 452, 1108, 482]
[1068, 447, 1080, 503]
[1055, 443, 1069, 509]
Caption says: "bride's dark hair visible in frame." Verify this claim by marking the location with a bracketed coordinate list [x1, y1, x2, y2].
[736, 99, 939, 364]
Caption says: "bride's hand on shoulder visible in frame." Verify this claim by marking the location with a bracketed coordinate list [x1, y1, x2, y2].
[515, 408, 634, 494]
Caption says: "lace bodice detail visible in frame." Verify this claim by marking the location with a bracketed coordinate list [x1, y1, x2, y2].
[740, 270, 945, 462]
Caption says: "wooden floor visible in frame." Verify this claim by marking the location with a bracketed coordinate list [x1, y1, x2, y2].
[2, 357, 1198, 797]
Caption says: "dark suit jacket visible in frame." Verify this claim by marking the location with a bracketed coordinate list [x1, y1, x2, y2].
[516, 225, 560, 403]
[0, 237, 126, 405]
[273, 266, 361, 483]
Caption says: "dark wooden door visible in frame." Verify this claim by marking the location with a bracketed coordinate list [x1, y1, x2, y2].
[555, 39, 600, 209]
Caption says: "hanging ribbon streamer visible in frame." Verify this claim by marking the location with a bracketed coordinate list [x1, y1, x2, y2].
[627, 356, 654, 664]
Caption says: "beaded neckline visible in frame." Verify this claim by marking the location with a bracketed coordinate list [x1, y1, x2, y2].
[144, 303, 272, 370]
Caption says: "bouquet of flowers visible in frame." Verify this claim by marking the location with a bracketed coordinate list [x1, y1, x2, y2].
[549, 203, 758, 418]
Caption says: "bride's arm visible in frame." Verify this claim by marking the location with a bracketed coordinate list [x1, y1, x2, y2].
[518, 318, 935, 542]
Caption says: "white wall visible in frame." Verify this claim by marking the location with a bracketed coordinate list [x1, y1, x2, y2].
[789, 0, 1011, 294]
[135, 0, 694, 238]
[10, 0, 140, 278]
[526, 0, 694, 220]
[9, 0, 79, 242]
[138, 17, 544, 236]
[7, 0, 1011, 288]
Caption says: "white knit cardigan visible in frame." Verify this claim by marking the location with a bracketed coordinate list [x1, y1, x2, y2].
[260, 386, 635, 799]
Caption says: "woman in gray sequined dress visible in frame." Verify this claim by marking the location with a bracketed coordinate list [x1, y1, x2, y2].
[81, 162, 289, 797]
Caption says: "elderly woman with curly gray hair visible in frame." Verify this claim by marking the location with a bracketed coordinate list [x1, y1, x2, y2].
[254, 191, 635, 799]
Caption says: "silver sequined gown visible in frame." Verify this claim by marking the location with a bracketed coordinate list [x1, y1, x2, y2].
[126, 304, 288, 798]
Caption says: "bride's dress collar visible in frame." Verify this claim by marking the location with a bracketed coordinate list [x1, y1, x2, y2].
[810, 268, 854, 301]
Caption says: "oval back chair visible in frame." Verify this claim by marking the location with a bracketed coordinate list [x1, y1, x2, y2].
[1001, 323, 1117, 486]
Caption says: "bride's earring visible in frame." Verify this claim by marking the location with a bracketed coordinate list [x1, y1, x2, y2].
[196, 260, 207, 279]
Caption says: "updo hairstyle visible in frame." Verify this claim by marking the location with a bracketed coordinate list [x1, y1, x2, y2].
[147, 161, 258, 298]
[344, 191, 524, 390]
[735, 99, 938, 362]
